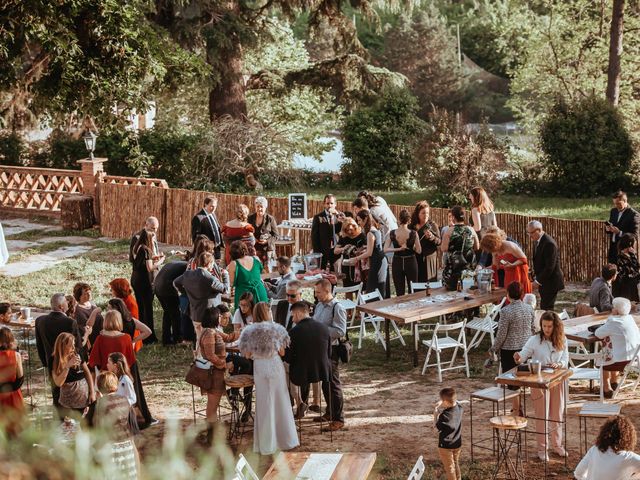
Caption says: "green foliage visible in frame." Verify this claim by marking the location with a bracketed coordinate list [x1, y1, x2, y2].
[508, 1, 640, 131]
[416, 108, 507, 206]
[539, 95, 635, 197]
[0, 131, 24, 165]
[0, 0, 204, 129]
[379, 8, 466, 116]
[139, 126, 201, 186]
[341, 87, 427, 189]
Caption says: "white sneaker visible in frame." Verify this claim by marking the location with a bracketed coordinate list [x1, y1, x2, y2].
[538, 451, 549, 462]
[553, 447, 568, 458]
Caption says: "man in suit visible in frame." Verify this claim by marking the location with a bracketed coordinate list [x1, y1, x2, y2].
[606, 191, 640, 263]
[153, 260, 187, 345]
[266, 256, 296, 300]
[312, 279, 347, 431]
[528, 220, 565, 311]
[589, 264, 616, 313]
[275, 279, 302, 331]
[285, 301, 332, 421]
[35, 293, 83, 415]
[129, 216, 161, 263]
[191, 196, 223, 260]
[173, 252, 229, 347]
[311, 194, 342, 271]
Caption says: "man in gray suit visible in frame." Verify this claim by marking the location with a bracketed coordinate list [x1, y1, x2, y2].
[265, 256, 296, 300]
[173, 252, 229, 348]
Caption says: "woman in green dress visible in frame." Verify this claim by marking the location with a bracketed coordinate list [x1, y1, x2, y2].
[227, 240, 268, 309]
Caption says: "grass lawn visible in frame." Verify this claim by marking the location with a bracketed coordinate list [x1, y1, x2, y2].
[267, 189, 626, 220]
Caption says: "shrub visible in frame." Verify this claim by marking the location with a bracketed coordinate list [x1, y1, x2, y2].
[539, 96, 635, 197]
[341, 87, 427, 189]
[0, 131, 25, 165]
[416, 108, 507, 206]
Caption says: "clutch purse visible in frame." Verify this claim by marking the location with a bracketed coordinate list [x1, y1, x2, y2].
[515, 365, 531, 377]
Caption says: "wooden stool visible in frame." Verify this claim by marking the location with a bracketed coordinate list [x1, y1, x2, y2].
[225, 374, 254, 443]
[275, 239, 295, 258]
[470, 387, 521, 460]
[578, 402, 621, 455]
[490, 415, 527, 480]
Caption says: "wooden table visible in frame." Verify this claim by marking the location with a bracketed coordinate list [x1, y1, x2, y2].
[496, 367, 572, 477]
[356, 287, 506, 366]
[564, 313, 640, 344]
[263, 452, 376, 480]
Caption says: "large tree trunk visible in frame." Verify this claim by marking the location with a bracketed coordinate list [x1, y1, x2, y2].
[207, 1, 247, 121]
[606, 0, 625, 106]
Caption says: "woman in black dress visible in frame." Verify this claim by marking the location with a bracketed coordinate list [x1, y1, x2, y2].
[352, 210, 388, 296]
[334, 217, 366, 287]
[131, 229, 163, 344]
[409, 201, 441, 282]
[613, 233, 640, 302]
[248, 196, 279, 269]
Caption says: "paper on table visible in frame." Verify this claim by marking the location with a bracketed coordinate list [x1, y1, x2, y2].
[295, 453, 343, 480]
[303, 274, 323, 281]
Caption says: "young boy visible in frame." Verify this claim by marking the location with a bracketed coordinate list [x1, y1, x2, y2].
[434, 387, 463, 480]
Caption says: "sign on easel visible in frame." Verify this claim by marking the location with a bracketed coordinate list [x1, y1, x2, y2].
[288, 193, 307, 220]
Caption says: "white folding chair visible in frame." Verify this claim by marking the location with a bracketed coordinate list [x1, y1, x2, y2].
[233, 454, 259, 480]
[358, 290, 406, 350]
[466, 297, 506, 349]
[421, 320, 470, 382]
[612, 343, 640, 400]
[334, 283, 363, 330]
[406, 455, 425, 480]
[568, 351, 604, 402]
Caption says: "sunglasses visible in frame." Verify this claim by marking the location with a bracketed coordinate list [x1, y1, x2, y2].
[286, 293, 298, 298]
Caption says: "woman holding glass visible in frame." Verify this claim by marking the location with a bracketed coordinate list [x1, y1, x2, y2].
[248, 196, 279, 269]
[514, 311, 568, 461]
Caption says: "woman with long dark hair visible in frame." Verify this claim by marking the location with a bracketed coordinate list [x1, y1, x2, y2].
[612, 233, 640, 302]
[352, 209, 388, 295]
[131, 229, 163, 344]
[514, 311, 569, 461]
[409, 201, 440, 282]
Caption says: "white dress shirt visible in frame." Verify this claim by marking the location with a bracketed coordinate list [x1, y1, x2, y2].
[517, 334, 569, 368]
[595, 315, 640, 364]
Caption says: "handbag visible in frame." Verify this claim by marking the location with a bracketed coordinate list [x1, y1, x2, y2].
[185, 336, 215, 390]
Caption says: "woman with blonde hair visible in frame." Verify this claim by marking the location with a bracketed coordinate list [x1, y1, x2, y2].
[223, 203, 256, 265]
[52, 332, 95, 415]
[480, 231, 532, 295]
[240, 299, 298, 454]
[515, 311, 569, 461]
[469, 187, 497, 238]
[107, 352, 139, 433]
[385, 209, 421, 296]
[334, 217, 366, 288]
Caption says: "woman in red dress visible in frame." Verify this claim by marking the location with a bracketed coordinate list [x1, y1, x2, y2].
[480, 230, 532, 297]
[222, 204, 256, 266]
[0, 327, 24, 435]
[109, 278, 142, 352]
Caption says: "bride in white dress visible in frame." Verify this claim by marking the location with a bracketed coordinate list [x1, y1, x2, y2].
[239, 303, 299, 455]
[0, 221, 8, 266]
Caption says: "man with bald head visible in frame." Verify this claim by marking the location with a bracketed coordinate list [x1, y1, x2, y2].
[129, 216, 161, 263]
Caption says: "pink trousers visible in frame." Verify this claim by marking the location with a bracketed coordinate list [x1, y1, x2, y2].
[531, 383, 565, 451]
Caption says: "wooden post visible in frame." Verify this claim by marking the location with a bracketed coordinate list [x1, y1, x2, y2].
[77, 157, 107, 224]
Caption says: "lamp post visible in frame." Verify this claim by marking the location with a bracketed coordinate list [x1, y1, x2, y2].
[83, 131, 98, 160]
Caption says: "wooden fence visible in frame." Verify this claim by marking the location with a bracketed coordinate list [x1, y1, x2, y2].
[0, 165, 84, 214]
[99, 183, 607, 283]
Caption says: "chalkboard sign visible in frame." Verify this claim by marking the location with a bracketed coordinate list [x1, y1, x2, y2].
[288, 193, 307, 220]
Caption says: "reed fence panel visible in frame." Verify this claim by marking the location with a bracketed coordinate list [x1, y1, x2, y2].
[98, 183, 607, 283]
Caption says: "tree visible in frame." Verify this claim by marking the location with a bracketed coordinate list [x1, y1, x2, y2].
[539, 95, 635, 197]
[341, 87, 427, 189]
[606, 0, 625, 105]
[379, 8, 466, 117]
[0, 0, 202, 130]
[508, 1, 640, 130]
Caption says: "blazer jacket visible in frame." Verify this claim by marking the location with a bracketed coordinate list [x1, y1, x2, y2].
[285, 317, 332, 386]
[532, 233, 564, 293]
[608, 207, 640, 242]
[311, 210, 342, 255]
[35, 311, 83, 370]
[274, 301, 294, 331]
[173, 268, 228, 323]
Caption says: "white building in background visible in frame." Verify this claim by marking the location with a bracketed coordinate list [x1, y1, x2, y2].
[125, 102, 156, 131]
